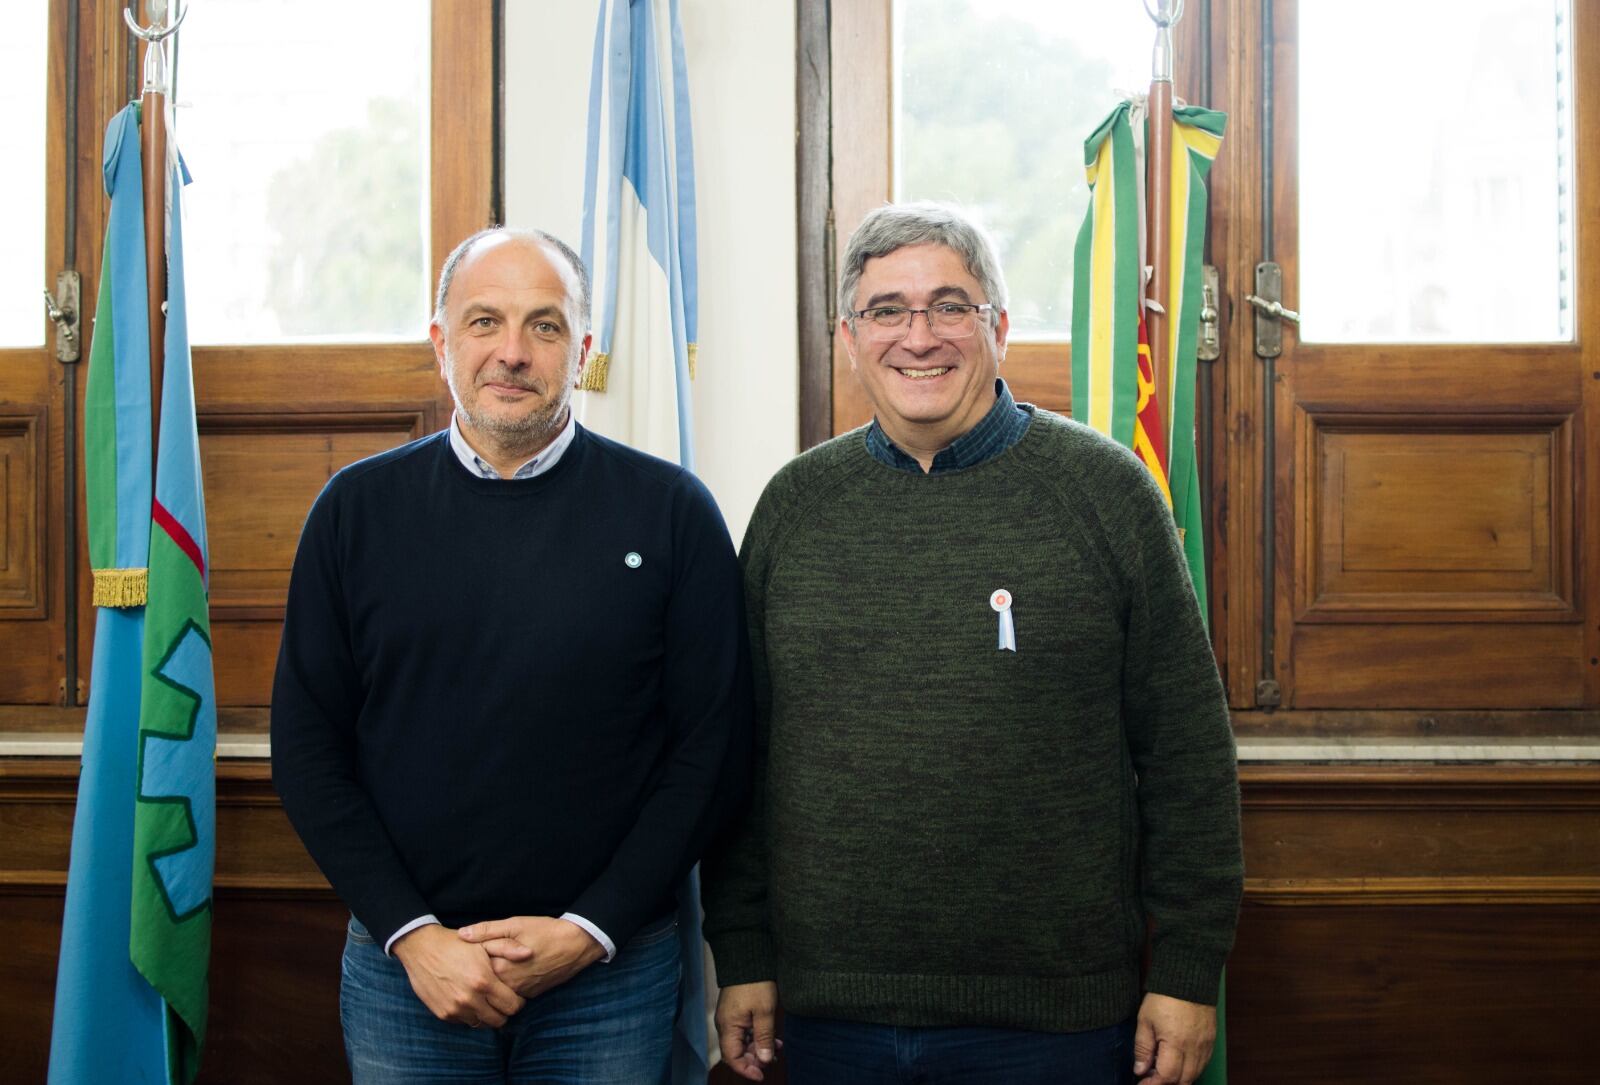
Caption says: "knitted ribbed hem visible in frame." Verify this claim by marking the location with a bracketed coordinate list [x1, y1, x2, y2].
[779, 966, 1141, 1033]
[1146, 946, 1228, 1006]
[707, 930, 777, 988]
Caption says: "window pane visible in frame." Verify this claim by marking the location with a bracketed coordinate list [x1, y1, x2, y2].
[894, 0, 1153, 339]
[177, 0, 430, 344]
[0, 2, 47, 347]
[1299, 0, 1574, 343]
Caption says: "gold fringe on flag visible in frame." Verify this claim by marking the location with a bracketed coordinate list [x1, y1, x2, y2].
[92, 567, 149, 608]
[578, 344, 696, 391]
[579, 352, 611, 392]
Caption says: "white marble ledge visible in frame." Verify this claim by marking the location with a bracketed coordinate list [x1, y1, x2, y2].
[2, 732, 1596, 764]
[1237, 736, 1600, 762]
[0, 731, 271, 759]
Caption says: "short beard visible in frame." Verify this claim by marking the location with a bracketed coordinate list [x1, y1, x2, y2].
[456, 393, 567, 443]
[445, 350, 580, 451]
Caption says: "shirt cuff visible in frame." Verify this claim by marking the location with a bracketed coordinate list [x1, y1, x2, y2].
[384, 914, 440, 956]
[560, 912, 617, 963]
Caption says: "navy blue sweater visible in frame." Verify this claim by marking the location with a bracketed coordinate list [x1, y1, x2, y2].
[271, 426, 752, 949]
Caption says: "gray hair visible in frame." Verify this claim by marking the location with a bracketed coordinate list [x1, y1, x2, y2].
[837, 202, 1008, 329]
[433, 226, 593, 335]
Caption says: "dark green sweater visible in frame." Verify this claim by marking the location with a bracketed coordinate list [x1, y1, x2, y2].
[702, 408, 1242, 1033]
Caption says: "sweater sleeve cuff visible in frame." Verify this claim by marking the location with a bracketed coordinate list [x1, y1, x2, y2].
[707, 929, 777, 988]
[1145, 946, 1228, 1006]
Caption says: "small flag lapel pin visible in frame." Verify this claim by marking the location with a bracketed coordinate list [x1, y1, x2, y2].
[990, 589, 1016, 652]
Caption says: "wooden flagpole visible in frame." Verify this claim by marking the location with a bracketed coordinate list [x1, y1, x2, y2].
[129, 0, 182, 461]
[1146, 0, 1184, 440]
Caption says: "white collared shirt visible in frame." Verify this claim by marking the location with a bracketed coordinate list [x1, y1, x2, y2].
[447, 410, 577, 480]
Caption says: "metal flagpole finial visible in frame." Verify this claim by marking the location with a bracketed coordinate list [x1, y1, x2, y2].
[1143, 0, 1185, 83]
[124, 1, 187, 95]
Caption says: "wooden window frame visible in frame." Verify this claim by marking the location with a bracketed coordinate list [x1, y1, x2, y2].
[813, 1, 1206, 437]
[0, 0, 497, 729]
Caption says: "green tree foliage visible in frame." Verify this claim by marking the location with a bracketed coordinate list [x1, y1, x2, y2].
[899, 0, 1123, 336]
[264, 97, 425, 338]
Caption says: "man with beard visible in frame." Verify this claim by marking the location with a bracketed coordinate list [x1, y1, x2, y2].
[272, 228, 751, 1084]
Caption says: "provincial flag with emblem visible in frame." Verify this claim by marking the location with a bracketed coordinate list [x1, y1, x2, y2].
[1070, 95, 1229, 1085]
[50, 100, 214, 1085]
[1071, 97, 1224, 616]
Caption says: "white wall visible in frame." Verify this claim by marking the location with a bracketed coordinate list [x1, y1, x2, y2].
[504, 0, 799, 542]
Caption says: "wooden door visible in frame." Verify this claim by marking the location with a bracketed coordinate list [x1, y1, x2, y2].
[165, 2, 493, 715]
[0, 2, 493, 731]
[1211, 0, 1598, 713]
[0, 4, 494, 1080]
[0, 0, 98, 711]
[826, 3, 1208, 433]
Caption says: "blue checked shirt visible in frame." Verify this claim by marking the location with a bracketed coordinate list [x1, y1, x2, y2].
[865, 379, 1032, 474]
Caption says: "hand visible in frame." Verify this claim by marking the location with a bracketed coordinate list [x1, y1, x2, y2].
[715, 981, 779, 1082]
[1133, 992, 1217, 1084]
[457, 915, 606, 1000]
[390, 923, 526, 1028]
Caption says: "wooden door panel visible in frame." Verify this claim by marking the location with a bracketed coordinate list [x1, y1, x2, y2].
[1298, 413, 1575, 618]
[1231, 902, 1600, 1083]
[0, 412, 47, 618]
[202, 410, 433, 611]
[1289, 623, 1585, 709]
[1240, 765, 1600, 884]
[1232, 766, 1600, 1082]
[209, 622, 283, 710]
[1286, 345, 1581, 413]
[199, 404, 439, 705]
[0, 403, 56, 704]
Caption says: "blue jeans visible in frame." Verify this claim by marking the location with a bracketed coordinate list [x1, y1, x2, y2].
[340, 915, 680, 1084]
[783, 1013, 1136, 1085]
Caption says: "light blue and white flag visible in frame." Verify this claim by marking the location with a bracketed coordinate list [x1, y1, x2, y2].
[583, 5, 708, 1081]
[580, 0, 699, 470]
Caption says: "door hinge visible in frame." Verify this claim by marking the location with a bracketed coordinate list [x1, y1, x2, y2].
[1254, 679, 1282, 708]
[44, 270, 82, 363]
[1197, 264, 1221, 361]
[57, 677, 87, 706]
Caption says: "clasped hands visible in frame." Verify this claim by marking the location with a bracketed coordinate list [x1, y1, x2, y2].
[391, 916, 606, 1029]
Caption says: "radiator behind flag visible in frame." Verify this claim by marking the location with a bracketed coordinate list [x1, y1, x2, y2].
[1070, 96, 1229, 1084]
[581, 3, 710, 1082]
[50, 100, 216, 1085]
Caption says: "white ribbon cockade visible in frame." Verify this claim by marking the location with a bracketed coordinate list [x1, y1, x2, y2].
[990, 588, 1016, 652]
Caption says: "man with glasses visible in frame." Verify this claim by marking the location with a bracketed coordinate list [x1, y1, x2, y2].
[703, 202, 1242, 1085]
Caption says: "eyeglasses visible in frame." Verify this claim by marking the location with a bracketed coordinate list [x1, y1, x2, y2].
[850, 302, 995, 341]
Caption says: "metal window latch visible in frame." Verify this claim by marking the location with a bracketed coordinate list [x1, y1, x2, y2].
[1245, 262, 1299, 359]
[1197, 264, 1221, 361]
[43, 271, 82, 363]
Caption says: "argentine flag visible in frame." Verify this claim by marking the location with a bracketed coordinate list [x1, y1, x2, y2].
[580, 0, 699, 470]
[582, 4, 709, 1081]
